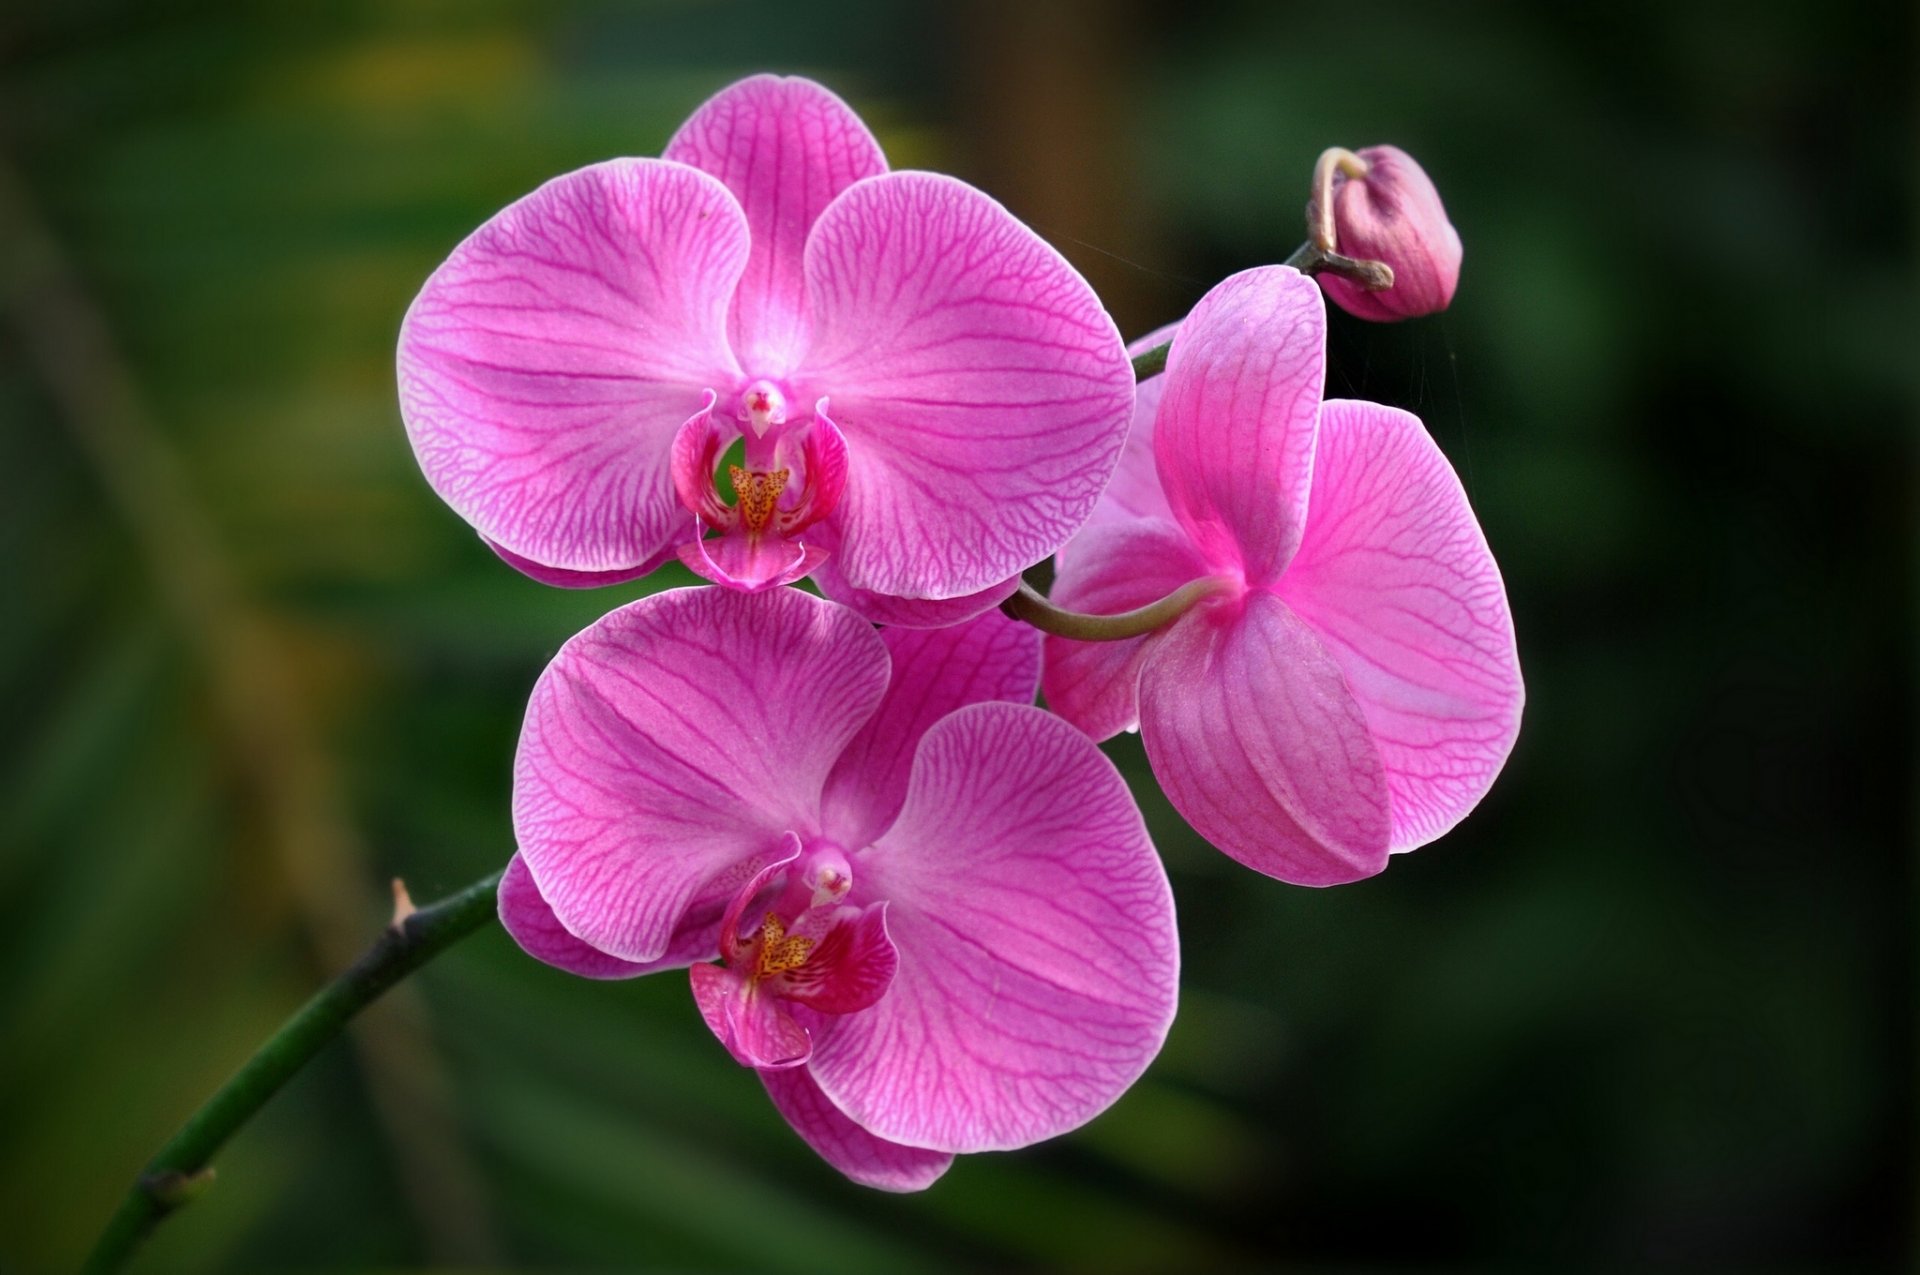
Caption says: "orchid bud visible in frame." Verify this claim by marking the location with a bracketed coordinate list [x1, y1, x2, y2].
[1313, 145, 1462, 322]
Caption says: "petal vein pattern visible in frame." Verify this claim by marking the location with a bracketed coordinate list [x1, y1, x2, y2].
[399, 159, 747, 575]
[1043, 267, 1521, 887]
[1154, 267, 1324, 584]
[809, 703, 1178, 1152]
[799, 172, 1134, 599]
[664, 74, 888, 374]
[1042, 519, 1212, 741]
[760, 1067, 952, 1191]
[511, 587, 889, 962]
[498, 851, 724, 979]
[502, 583, 1176, 1185]
[822, 608, 1042, 847]
[1277, 401, 1523, 849]
[1138, 595, 1393, 885]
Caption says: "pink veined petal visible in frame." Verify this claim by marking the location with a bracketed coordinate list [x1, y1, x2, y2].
[1138, 591, 1392, 885]
[821, 608, 1042, 847]
[670, 391, 729, 528]
[513, 587, 889, 962]
[485, 535, 687, 588]
[760, 1066, 952, 1192]
[1042, 519, 1214, 742]
[799, 171, 1135, 600]
[780, 902, 898, 1015]
[714, 837, 802, 963]
[690, 963, 812, 1069]
[783, 398, 850, 534]
[498, 852, 727, 978]
[809, 703, 1178, 1154]
[1153, 266, 1327, 586]
[811, 553, 1021, 628]
[677, 529, 828, 592]
[1277, 400, 1523, 849]
[399, 159, 748, 577]
[663, 75, 887, 376]
[1075, 322, 1184, 543]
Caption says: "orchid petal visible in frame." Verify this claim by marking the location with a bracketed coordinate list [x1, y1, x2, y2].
[399, 159, 748, 577]
[1278, 400, 1523, 849]
[664, 75, 887, 376]
[812, 555, 1021, 629]
[1041, 519, 1213, 741]
[809, 703, 1178, 1153]
[513, 587, 889, 962]
[1153, 266, 1325, 586]
[821, 608, 1041, 847]
[690, 963, 812, 1069]
[498, 852, 718, 979]
[713, 838, 802, 963]
[677, 530, 828, 592]
[485, 536, 685, 589]
[1138, 591, 1391, 885]
[760, 1066, 952, 1192]
[800, 171, 1134, 599]
[779, 398, 849, 535]
[1077, 322, 1182, 541]
[780, 902, 898, 1015]
[669, 391, 729, 529]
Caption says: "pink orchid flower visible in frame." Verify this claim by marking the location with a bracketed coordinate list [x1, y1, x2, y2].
[398, 76, 1132, 621]
[1043, 265, 1523, 886]
[497, 587, 1178, 1189]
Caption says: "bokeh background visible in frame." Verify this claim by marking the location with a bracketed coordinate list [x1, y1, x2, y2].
[1, 1, 1910, 1270]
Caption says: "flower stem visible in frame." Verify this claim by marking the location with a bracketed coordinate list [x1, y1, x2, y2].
[1129, 339, 1171, 381]
[81, 870, 505, 1275]
[1307, 146, 1370, 252]
[1283, 238, 1322, 271]
[1002, 577, 1232, 642]
[1126, 238, 1390, 382]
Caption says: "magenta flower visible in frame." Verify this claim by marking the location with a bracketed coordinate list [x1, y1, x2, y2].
[1043, 265, 1523, 886]
[398, 76, 1132, 616]
[1314, 145, 1462, 322]
[497, 586, 1177, 1189]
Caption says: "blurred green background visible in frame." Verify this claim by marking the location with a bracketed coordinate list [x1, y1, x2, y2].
[1, 0, 1910, 1270]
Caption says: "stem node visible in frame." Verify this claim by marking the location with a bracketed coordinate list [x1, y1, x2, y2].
[141, 1167, 216, 1209]
[388, 878, 418, 928]
[82, 869, 503, 1275]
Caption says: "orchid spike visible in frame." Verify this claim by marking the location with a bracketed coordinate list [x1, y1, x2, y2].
[1043, 266, 1523, 885]
[499, 587, 1177, 1189]
[398, 75, 1131, 621]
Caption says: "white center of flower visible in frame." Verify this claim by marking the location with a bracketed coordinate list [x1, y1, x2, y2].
[739, 380, 790, 438]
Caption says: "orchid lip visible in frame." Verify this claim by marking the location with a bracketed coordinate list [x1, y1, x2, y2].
[691, 836, 900, 1070]
[670, 393, 850, 593]
[673, 392, 845, 536]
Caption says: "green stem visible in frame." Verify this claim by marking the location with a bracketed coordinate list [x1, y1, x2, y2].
[1126, 238, 1386, 382]
[1002, 577, 1233, 642]
[82, 870, 505, 1275]
[1129, 339, 1171, 381]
